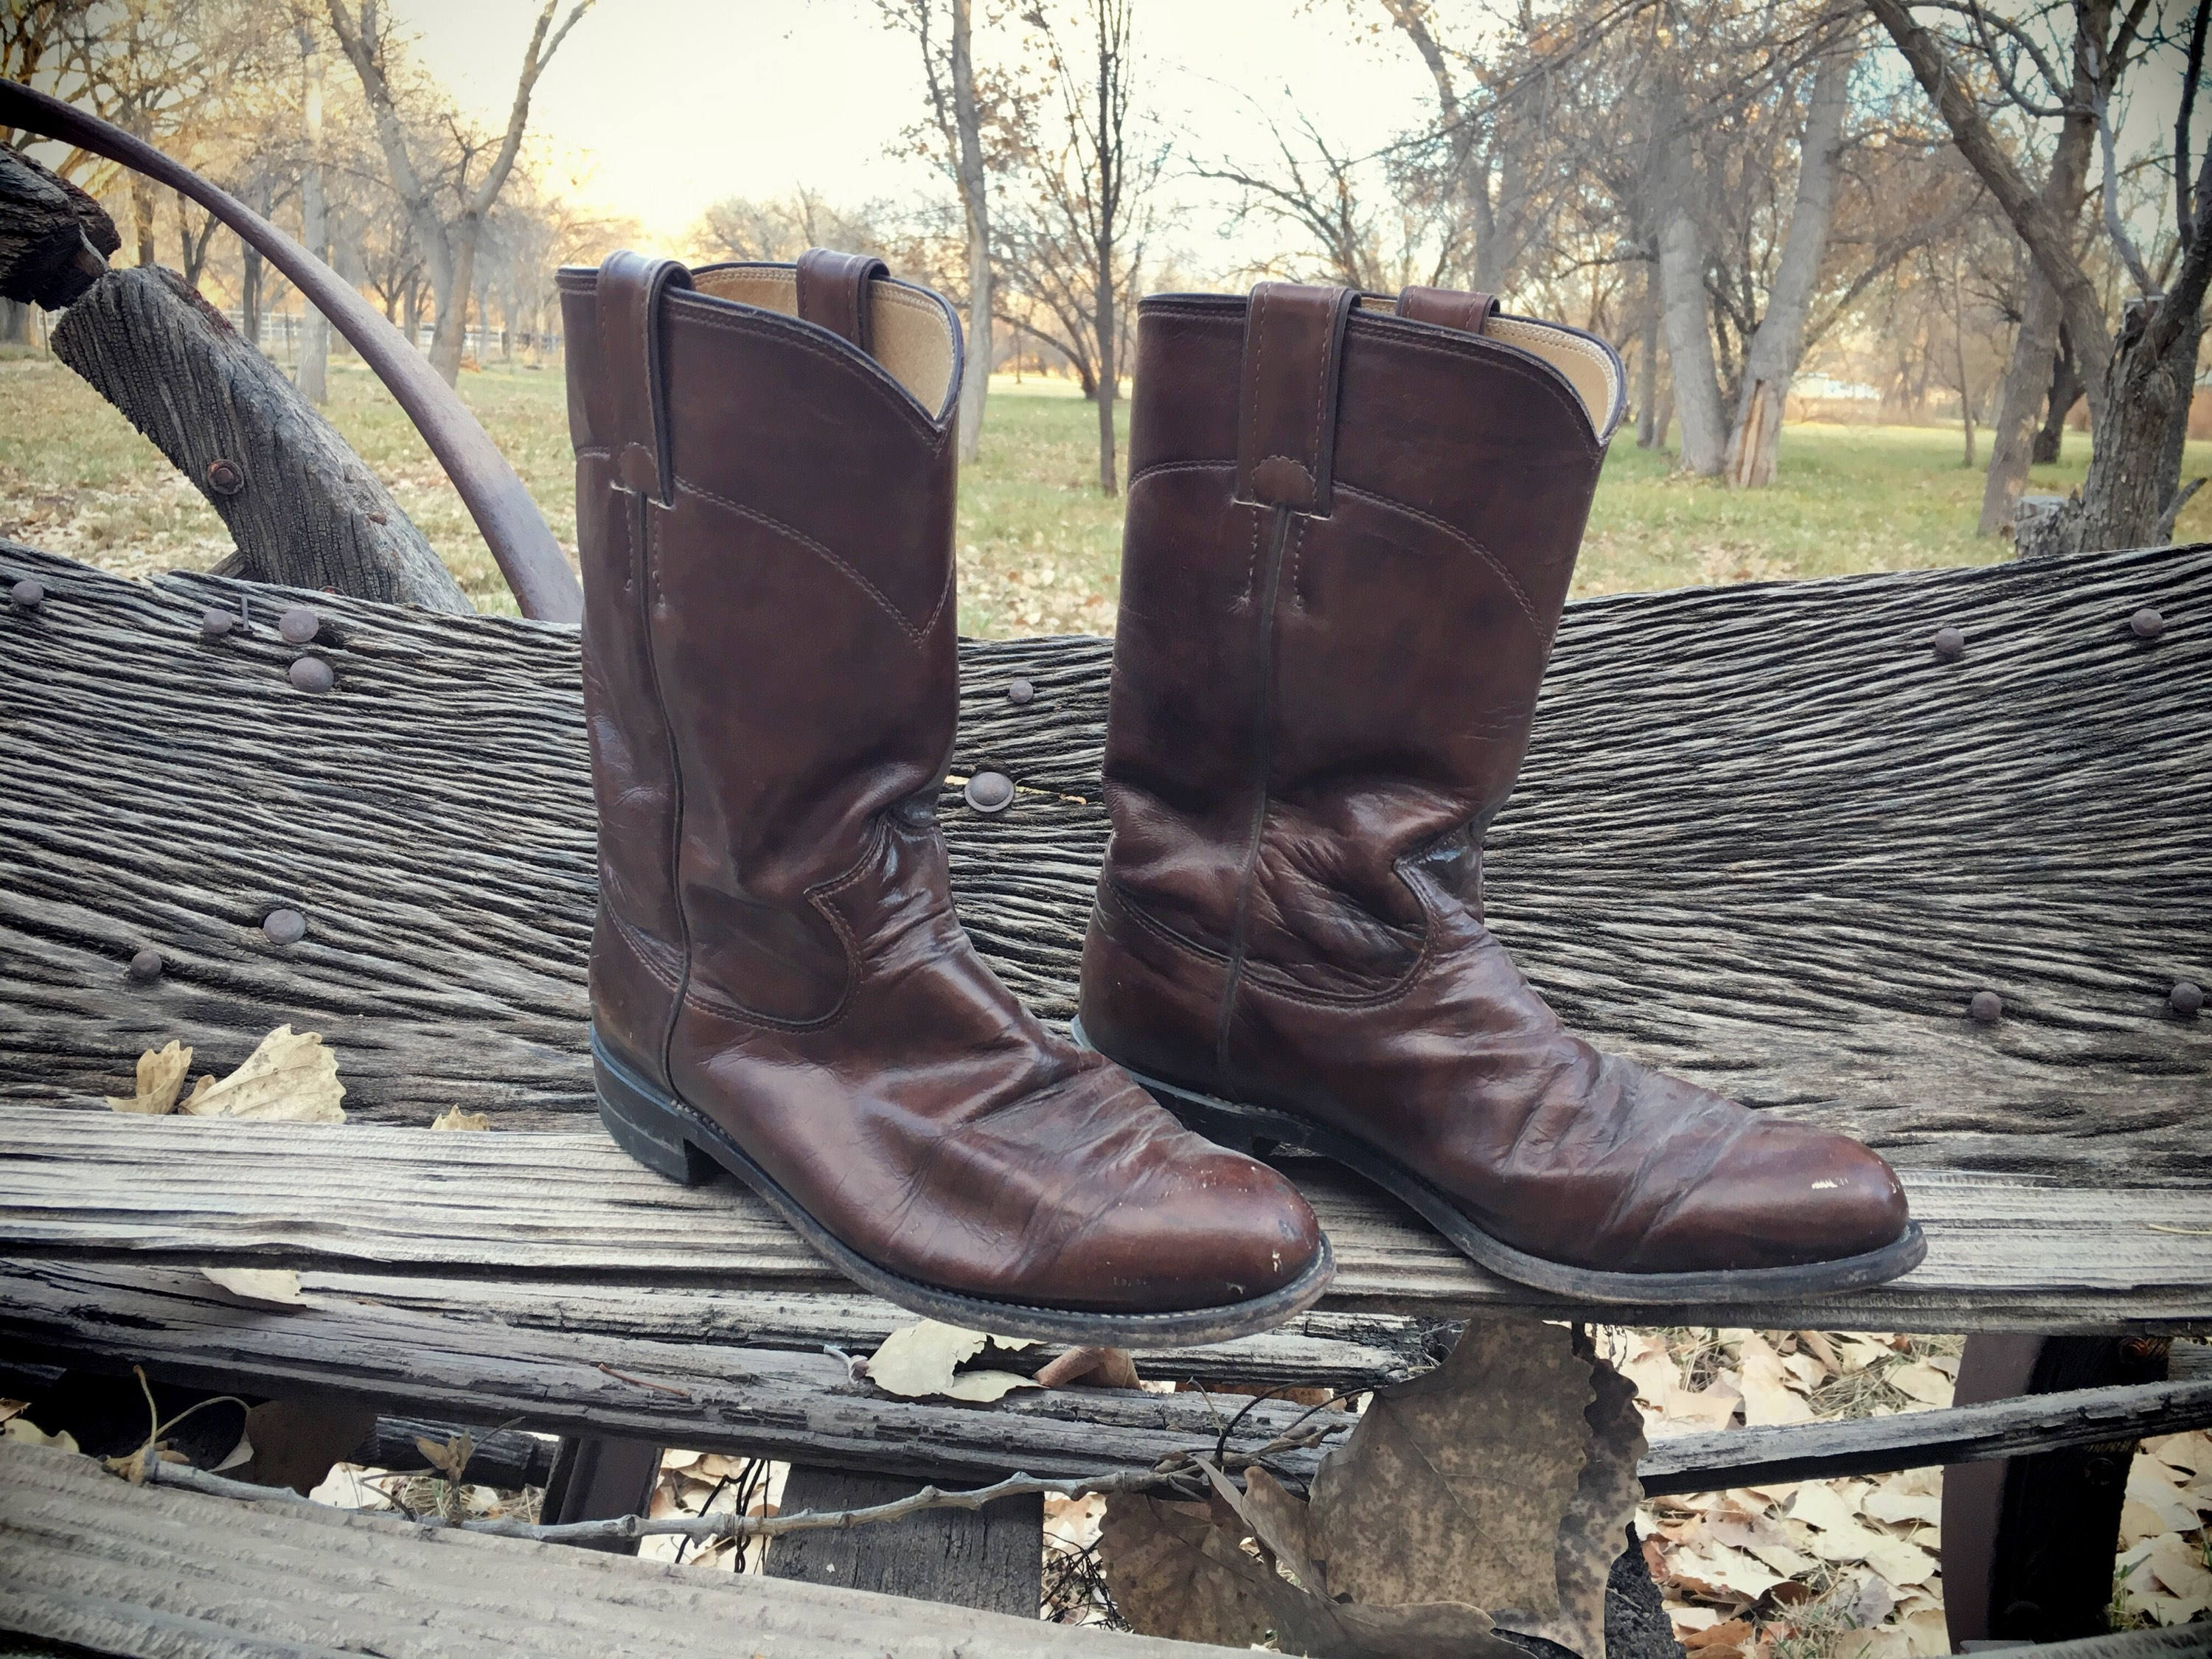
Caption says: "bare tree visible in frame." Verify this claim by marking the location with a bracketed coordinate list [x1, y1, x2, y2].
[325, 0, 592, 385]
[296, 17, 328, 403]
[1021, 0, 1156, 495]
[1868, 0, 2212, 552]
[882, 0, 997, 460]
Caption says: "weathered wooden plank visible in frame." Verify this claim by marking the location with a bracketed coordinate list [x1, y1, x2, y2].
[10, 1261, 2209, 1499]
[4, 1108, 2206, 1329]
[0, 1260, 1343, 1488]
[0, 539, 2204, 1187]
[0, 1440, 1220, 1658]
[767, 1467, 1043, 1618]
[1636, 1371, 2212, 1495]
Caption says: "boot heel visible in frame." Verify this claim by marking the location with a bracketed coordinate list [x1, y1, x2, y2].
[592, 1039, 716, 1186]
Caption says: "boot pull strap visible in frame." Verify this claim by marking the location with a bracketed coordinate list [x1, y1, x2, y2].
[1397, 284, 1500, 335]
[1234, 281, 1360, 517]
[796, 248, 889, 355]
[597, 250, 694, 507]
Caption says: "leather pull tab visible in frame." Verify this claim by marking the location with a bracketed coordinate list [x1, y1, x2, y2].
[796, 247, 889, 354]
[1398, 284, 1500, 335]
[597, 250, 693, 506]
[1235, 282, 1358, 516]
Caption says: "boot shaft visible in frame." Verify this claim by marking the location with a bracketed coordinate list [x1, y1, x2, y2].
[561, 251, 964, 1056]
[1101, 285, 1623, 998]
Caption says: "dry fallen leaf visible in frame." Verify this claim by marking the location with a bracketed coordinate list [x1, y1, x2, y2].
[1667, 1542, 1785, 1601]
[181, 1026, 347, 1122]
[1, 1417, 80, 1455]
[1101, 1492, 1279, 1649]
[200, 1267, 306, 1306]
[1493, 1344, 1648, 1658]
[1884, 1362, 1953, 1407]
[1663, 1382, 1745, 1430]
[1736, 1334, 1815, 1427]
[1861, 1483, 1943, 1528]
[105, 1040, 192, 1114]
[1309, 1316, 1596, 1615]
[1036, 1345, 1141, 1390]
[863, 1318, 1036, 1402]
[430, 1107, 491, 1131]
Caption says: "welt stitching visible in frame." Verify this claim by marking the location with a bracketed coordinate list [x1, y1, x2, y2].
[1307, 305, 1329, 476]
[680, 823, 880, 1033]
[1242, 287, 1269, 480]
[575, 445, 611, 459]
[1126, 458, 1233, 493]
[1335, 481, 1545, 638]
[674, 479, 939, 646]
[1241, 504, 1262, 605]
[608, 905, 683, 990]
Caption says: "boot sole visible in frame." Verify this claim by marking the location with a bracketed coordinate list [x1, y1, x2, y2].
[1070, 1018, 1927, 1307]
[591, 1028, 1337, 1345]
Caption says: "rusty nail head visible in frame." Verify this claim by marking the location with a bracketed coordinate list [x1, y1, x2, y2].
[964, 771, 1015, 813]
[278, 605, 320, 644]
[128, 947, 164, 983]
[1931, 626, 1964, 661]
[262, 908, 307, 946]
[10, 578, 44, 611]
[289, 655, 334, 693]
[1969, 990, 2003, 1024]
[200, 607, 234, 640]
[2174, 980, 2205, 1018]
[1006, 678, 1035, 706]
[2129, 607, 2166, 641]
[206, 457, 244, 495]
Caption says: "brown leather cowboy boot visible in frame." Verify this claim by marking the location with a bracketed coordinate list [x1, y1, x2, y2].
[1076, 279, 1924, 1304]
[560, 249, 1330, 1341]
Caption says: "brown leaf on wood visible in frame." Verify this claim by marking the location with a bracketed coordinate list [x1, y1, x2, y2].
[1309, 1315, 1595, 1615]
[180, 1026, 347, 1122]
[1492, 1340, 1649, 1657]
[1036, 1345, 1141, 1390]
[1099, 1492, 1278, 1649]
[105, 1040, 192, 1114]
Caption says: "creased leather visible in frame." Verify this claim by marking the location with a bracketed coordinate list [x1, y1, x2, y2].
[562, 253, 1324, 1314]
[1081, 282, 1913, 1277]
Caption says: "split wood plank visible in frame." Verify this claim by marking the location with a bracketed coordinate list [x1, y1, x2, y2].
[8, 1261, 2212, 1495]
[0, 540, 2204, 1189]
[5, 1107, 2208, 1331]
[766, 1467, 1044, 1619]
[0, 1439, 1219, 1658]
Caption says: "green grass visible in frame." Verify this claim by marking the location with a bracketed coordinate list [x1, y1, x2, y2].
[3, 351, 2206, 628]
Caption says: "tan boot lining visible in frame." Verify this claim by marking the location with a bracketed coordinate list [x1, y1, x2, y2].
[689, 266, 956, 415]
[1366, 298, 1621, 439]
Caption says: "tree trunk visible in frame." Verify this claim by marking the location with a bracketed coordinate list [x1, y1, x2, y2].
[428, 217, 478, 384]
[1652, 74, 1728, 476]
[1636, 267, 1660, 449]
[2153, 306, 2204, 533]
[299, 38, 329, 406]
[52, 266, 471, 611]
[1722, 44, 1851, 488]
[1980, 270, 2062, 535]
[950, 0, 991, 464]
[2034, 338, 2082, 464]
[2071, 313, 2195, 551]
[129, 174, 154, 268]
[1094, 243, 1116, 496]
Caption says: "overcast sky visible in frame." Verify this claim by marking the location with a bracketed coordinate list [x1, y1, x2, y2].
[381, 0, 1439, 262]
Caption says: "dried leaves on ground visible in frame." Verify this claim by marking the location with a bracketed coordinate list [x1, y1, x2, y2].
[103, 1026, 347, 1122]
[1103, 1317, 1644, 1658]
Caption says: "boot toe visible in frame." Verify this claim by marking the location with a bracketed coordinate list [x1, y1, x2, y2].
[1641, 1117, 1913, 1273]
[1071, 1137, 1326, 1312]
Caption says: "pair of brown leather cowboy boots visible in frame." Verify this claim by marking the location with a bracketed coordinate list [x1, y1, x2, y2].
[558, 248, 1923, 1345]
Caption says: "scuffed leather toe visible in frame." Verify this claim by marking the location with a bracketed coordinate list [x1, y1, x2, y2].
[1632, 1113, 1913, 1273]
[1065, 1130, 1326, 1312]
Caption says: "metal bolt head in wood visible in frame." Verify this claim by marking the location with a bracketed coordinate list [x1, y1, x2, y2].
[127, 948, 163, 984]
[1006, 678, 1035, 706]
[2174, 981, 2205, 1018]
[198, 608, 234, 641]
[205, 457, 244, 496]
[289, 655, 334, 693]
[2130, 607, 2166, 641]
[262, 908, 307, 946]
[1931, 626, 1965, 661]
[10, 579, 44, 611]
[1969, 990, 2003, 1024]
[278, 606, 321, 644]
[964, 771, 1015, 813]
